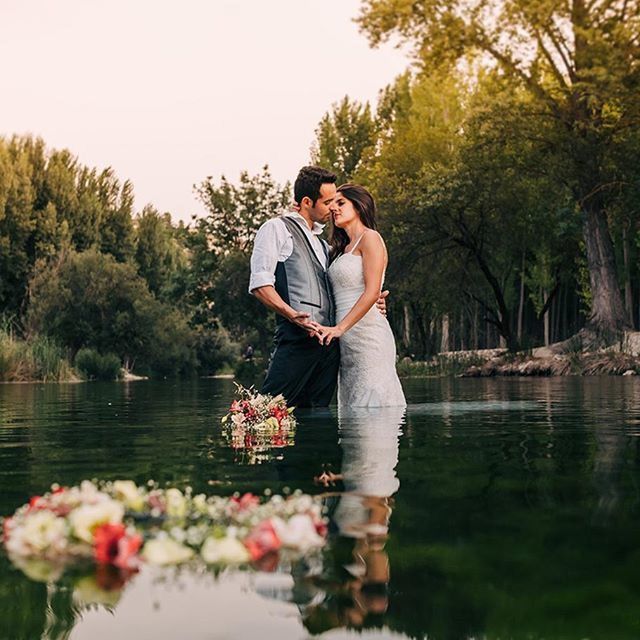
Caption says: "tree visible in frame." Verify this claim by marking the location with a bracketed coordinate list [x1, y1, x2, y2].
[134, 204, 188, 300]
[310, 96, 377, 184]
[190, 167, 290, 355]
[99, 177, 135, 262]
[194, 165, 291, 255]
[26, 250, 196, 375]
[357, 0, 640, 342]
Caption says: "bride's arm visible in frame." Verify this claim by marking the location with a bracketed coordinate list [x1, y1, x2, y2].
[315, 232, 387, 346]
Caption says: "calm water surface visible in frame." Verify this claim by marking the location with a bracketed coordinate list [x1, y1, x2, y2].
[1, 377, 640, 639]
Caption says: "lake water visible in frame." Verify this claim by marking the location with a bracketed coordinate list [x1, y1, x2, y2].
[1, 377, 640, 639]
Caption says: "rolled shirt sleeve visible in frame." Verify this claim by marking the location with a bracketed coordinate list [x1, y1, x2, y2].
[249, 219, 291, 293]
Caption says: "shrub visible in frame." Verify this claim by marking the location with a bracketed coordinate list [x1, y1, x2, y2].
[27, 250, 197, 377]
[195, 324, 241, 376]
[75, 348, 122, 381]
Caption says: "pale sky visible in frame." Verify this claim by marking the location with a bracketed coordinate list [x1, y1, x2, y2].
[1, 0, 410, 222]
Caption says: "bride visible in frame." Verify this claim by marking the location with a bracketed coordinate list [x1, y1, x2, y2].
[310, 184, 406, 408]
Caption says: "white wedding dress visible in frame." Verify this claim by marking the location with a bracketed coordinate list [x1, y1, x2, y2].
[328, 236, 406, 408]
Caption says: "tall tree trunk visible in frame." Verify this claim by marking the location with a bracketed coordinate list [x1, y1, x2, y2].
[411, 303, 428, 358]
[561, 284, 568, 341]
[402, 303, 411, 349]
[623, 223, 634, 328]
[543, 288, 550, 346]
[441, 314, 450, 353]
[472, 302, 479, 350]
[517, 250, 526, 342]
[459, 309, 466, 351]
[582, 204, 629, 339]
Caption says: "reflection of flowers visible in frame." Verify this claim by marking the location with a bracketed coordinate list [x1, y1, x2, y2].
[93, 523, 142, 568]
[141, 537, 194, 566]
[2, 481, 327, 580]
[201, 536, 250, 564]
[73, 564, 137, 608]
[222, 385, 297, 464]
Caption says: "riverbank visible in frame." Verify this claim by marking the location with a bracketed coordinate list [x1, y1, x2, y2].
[399, 332, 640, 378]
[0, 328, 150, 383]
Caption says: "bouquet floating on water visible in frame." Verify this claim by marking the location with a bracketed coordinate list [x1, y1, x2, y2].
[222, 384, 296, 430]
[1, 480, 327, 580]
[221, 385, 296, 463]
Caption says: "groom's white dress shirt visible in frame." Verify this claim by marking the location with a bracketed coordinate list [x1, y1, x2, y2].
[249, 212, 328, 293]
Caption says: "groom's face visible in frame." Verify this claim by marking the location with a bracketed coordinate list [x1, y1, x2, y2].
[308, 182, 337, 225]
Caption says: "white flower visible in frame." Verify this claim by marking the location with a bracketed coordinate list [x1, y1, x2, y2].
[272, 515, 324, 552]
[165, 488, 187, 518]
[192, 494, 208, 513]
[69, 500, 124, 543]
[5, 511, 68, 557]
[142, 538, 194, 565]
[113, 480, 145, 511]
[201, 536, 249, 564]
[78, 480, 104, 504]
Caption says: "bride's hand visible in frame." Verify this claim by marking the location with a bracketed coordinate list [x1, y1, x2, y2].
[315, 324, 344, 346]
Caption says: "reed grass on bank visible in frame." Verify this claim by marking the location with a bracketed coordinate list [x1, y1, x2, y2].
[0, 327, 76, 382]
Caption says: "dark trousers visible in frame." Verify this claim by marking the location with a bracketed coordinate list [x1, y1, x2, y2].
[262, 332, 340, 408]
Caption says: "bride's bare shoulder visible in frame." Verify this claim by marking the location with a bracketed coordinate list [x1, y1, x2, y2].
[360, 229, 387, 254]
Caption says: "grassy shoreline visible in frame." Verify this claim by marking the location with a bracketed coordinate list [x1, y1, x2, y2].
[0, 327, 78, 383]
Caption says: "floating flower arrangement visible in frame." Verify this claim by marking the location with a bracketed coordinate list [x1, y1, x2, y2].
[1, 480, 327, 581]
[221, 385, 296, 463]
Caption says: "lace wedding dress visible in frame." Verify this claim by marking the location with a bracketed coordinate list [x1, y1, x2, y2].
[328, 237, 406, 408]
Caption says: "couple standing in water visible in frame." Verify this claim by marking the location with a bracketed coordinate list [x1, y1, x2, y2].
[249, 165, 406, 409]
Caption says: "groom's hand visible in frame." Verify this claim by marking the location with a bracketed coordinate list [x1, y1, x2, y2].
[287, 310, 314, 331]
[376, 290, 389, 316]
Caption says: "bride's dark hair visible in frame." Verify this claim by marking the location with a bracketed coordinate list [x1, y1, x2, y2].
[329, 183, 378, 259]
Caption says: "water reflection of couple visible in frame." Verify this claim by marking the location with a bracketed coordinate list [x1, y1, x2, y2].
[306, 406, 404, 633]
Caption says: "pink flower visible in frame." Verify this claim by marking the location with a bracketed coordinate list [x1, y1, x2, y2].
[2, 517, 13, 542]
[244, 519, 281, 562]
[230, 400, 241, 413]
[94, 523, 142, 568]
[231, 493, 260, 511]
[147, 492, 165, 513]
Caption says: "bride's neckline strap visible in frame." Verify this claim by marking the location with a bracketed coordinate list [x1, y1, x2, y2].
[347, 230, 368, 254]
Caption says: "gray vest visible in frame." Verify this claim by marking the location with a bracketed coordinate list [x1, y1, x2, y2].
[274, 216, 334, 337]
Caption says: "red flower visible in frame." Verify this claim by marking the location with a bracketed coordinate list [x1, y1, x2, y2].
[231, 493, 260, 511]
[27, 496, 44, 512]
[94, 523, 142, 568]
[270, 407, 288, 423]
[244, 519, 281, 562]
[271, 433, 285, 447]
[314, 518, 328, 537]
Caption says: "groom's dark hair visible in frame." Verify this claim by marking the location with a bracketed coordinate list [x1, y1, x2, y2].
[294, 166, 337, 206]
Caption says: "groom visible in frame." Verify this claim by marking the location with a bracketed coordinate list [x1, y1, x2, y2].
[249, 166, 386, 407]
